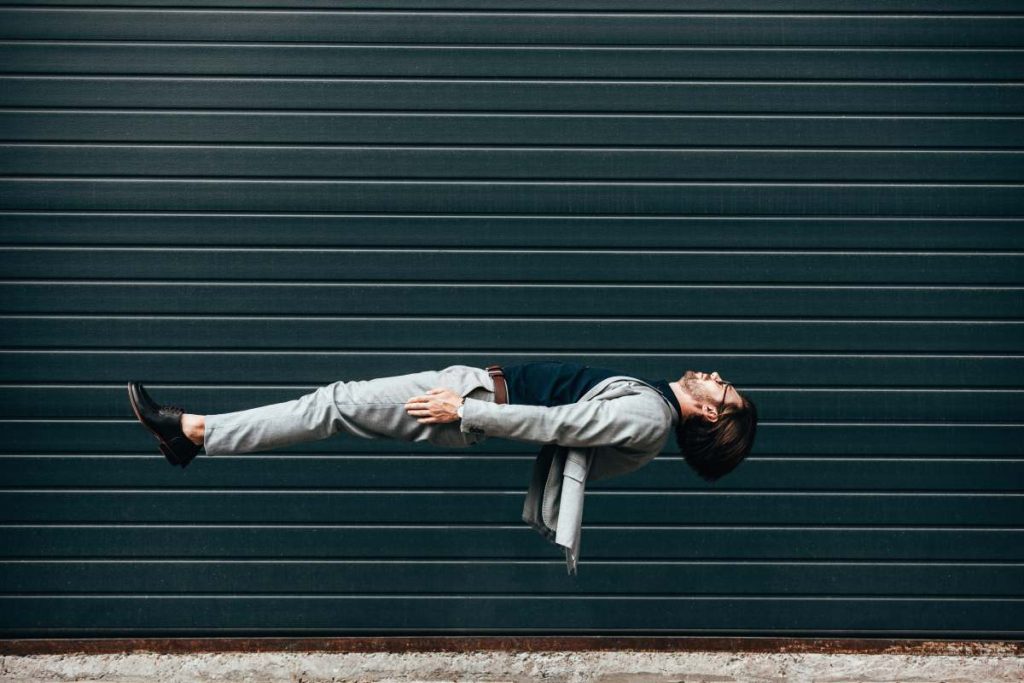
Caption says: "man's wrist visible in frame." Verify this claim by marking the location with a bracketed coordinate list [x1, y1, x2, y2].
[456, 402, 465, 420]
[457, 397, 487, 436]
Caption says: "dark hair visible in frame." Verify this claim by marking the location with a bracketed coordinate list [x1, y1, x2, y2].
[677, 393, 757, 482]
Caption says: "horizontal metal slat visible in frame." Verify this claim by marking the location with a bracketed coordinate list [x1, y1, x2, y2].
[5, 283, 1023, 318]
[3, 1, 1023, 11]
[3, 77, 1022, 113]
[2, 490, 1022, 524]
[2, 10, 1022, 47]
[2, 352, 1021, 388]
[4, 317, 1023, 353]
[1, 596, 1021, 634]
[1, 455, 1021, 491]
[3, 179, 1021, 217]
[4, 112, 1020, 147]
[3, 214, 1024, 250]
[2, 525, 1019, 561]
[4, 44, 1024, 80]
[3, 1, 1023, 10]
[5, 144, 1023, 181]
[2, 560, 1020, 596]
[3, 247, 1022, 283]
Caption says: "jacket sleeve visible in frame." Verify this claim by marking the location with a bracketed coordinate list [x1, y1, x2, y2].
[458, 393, 668, 451]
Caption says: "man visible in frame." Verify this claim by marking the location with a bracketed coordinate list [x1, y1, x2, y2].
[129, 361, 757, 573]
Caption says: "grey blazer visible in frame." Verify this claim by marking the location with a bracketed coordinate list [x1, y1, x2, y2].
[459, 374, 677, 575]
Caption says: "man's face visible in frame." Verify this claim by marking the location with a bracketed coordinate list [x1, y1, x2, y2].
[681, 370, 744, 417]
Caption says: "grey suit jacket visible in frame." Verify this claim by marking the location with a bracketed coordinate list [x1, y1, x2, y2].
[459, 374, 677, 575]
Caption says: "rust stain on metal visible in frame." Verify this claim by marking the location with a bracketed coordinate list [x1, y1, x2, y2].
[0, 637, 1020, 657]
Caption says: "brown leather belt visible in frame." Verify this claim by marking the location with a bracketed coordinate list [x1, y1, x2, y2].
[485, 364, 508, 404]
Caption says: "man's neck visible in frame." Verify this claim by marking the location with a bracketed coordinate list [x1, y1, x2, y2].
[668, 381, 696, 420]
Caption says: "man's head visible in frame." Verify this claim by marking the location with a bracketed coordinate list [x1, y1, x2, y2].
[673, 370, 757, 482]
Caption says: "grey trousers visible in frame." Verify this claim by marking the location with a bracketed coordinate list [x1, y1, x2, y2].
[203, 364, 497, 455]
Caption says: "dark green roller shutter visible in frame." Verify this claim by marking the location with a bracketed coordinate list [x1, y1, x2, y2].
[0, 0, 1022, 637]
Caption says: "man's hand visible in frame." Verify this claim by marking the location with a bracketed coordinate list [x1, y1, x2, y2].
[404, 387, 464, 424]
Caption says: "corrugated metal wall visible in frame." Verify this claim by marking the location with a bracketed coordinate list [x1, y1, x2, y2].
[1, 0, 1022, 637]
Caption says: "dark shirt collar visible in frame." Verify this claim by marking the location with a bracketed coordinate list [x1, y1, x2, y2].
[649, 379, 683, 426]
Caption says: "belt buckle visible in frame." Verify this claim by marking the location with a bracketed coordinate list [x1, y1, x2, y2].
[485, 364, 507, 404]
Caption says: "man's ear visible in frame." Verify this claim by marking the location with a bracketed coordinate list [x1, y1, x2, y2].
[701, 404, 720, 423]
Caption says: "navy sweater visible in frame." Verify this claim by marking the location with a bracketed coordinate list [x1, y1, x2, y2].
[500, 361, 681, 422]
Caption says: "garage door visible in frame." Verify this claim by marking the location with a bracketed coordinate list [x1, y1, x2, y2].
[0, 0, 1022, 637]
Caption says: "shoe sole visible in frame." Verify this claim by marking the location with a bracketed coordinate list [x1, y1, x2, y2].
[127, 382, 185, 467]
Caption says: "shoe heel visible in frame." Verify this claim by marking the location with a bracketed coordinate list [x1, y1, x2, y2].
[158, 442, 182, 467]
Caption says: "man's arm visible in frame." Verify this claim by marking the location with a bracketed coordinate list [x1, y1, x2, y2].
[458, 394, 667, 451]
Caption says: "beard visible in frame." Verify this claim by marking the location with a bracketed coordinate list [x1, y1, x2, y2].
[681, 371, 719, 404]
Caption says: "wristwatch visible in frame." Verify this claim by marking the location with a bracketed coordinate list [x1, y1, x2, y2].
[456, 403, 465, 419]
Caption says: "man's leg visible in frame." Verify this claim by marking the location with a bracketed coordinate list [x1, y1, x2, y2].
[197, 366, 494, 456]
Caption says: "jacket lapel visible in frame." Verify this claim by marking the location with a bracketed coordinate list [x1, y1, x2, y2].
[553, 446, 592, 575]
[521, 443, 557, 543]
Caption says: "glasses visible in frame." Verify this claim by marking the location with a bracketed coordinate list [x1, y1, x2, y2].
[714, 377, 733, 416]
[697, 371, 733, 415]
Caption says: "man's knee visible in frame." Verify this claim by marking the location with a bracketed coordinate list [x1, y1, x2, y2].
[294, 383, 345, 438]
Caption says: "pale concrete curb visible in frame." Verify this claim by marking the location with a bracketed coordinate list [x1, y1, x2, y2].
[3, 649, 1023, 683]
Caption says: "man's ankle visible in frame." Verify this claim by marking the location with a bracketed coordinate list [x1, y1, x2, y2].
[180, 413, 205, 446]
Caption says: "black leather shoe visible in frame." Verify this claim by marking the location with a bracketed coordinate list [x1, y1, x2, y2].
[128, 382, 201, 468]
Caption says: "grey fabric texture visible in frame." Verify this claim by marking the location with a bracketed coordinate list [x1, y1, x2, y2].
[203, 365, 676, 574]
[461, 375, 676, 574]
[204, 364, 495, 455]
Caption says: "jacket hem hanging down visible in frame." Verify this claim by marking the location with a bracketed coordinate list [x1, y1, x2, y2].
[521, 442, 593, 576]
[519, 374, 671, 576]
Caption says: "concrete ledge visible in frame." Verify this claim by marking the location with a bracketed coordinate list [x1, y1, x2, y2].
[2, 639, 1022, 683]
